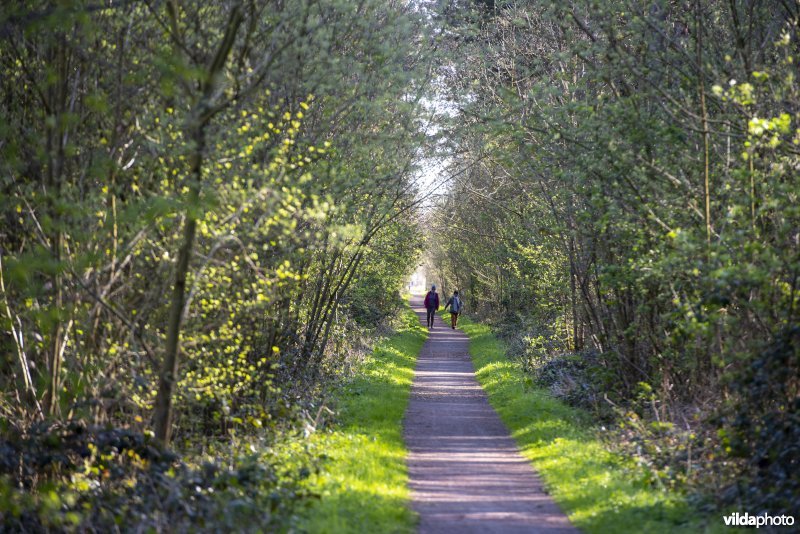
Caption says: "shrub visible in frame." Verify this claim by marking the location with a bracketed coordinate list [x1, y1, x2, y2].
[0, 421, 316, 532]
[720, 326, 800, 515]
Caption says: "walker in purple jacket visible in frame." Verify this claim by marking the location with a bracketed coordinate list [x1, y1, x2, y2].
[423, 285, 439, 329]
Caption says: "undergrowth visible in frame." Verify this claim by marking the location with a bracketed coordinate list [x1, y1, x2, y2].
[0, 421, 316, 532]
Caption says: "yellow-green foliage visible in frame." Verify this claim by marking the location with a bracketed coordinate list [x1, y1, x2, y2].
[459, 317, 725, 534]
[299, 305, 426, 533]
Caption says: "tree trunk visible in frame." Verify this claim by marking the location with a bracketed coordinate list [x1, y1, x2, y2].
[152, 3, 243, 445]
[153, 128, 203, 444]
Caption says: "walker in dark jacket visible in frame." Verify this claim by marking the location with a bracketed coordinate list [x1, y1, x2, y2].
[423, 286, 439, 329]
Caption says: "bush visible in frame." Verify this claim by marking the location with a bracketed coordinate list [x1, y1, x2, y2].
[533, 350, 609, 412]
[0, 421, 317, 532]
[344, 273, 406, 328]
[720, 326, 800, 515]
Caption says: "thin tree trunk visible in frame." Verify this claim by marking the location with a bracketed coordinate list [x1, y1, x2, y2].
[153, 128, 203, 444]
[569, 236, 580, 350]
[152, 4, 244, 444]
[696, 0, 712, 248]
[45, 38, 68, 416]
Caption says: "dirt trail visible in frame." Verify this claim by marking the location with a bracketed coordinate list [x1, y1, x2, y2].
[404, 295, 578, 533]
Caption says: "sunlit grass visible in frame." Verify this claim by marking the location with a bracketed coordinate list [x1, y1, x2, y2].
[298, 305, 426, 533]
[459, 316, 724, 533]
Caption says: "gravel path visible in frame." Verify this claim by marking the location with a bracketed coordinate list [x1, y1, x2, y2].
[404, 295, 578, 533]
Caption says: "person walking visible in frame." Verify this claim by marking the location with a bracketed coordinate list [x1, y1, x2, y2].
[423, 284, 439, 329]
[444, 290, 463, 329]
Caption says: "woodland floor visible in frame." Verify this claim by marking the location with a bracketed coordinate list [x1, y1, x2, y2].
[403, 296, 578, 533]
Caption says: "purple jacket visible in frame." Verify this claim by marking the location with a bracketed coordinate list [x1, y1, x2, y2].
[424, 291, 439, 310]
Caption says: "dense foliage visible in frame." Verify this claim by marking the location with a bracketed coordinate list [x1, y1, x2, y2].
[431, 0, 799, 514]
[0, 0, 429, 529]
[3, 0, 798, 528]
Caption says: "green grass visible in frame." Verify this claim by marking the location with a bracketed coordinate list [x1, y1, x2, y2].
[298, 305, 426, 533]
[457, 315, 724, 534]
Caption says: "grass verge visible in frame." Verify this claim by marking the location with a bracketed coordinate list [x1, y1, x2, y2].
[457, 314, 723, 534]
[297, 304, 426, 533]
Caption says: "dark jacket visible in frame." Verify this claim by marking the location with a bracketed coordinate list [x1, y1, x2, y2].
[424, 291, 439, 310]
